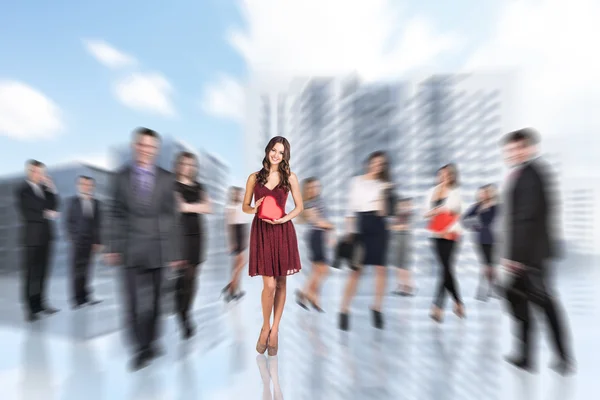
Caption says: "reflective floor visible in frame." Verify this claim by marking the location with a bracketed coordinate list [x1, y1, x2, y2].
[0, 257, 598, 399]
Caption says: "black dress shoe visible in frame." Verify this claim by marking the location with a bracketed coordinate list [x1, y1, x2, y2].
[550, 358, 576, 376]
[371, 309, 384, 329]
[41, 306, 59, 314]
[182, 321, 196, 339]
[339, 313, 349, 331]
[26, 312, 40, 322]
[129, 351, 151, 371]
[234, 291, 246, 301]
[504, 355, 535, 372]
[149, 345, 165, 359]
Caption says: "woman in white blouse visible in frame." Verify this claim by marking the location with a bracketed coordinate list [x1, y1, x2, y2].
[423, 163, 465, 322]
[339, 151, 393, 331]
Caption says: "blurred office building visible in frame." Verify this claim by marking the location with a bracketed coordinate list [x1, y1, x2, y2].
[0, 161, 113, 276]
[562, 178, 598, 259]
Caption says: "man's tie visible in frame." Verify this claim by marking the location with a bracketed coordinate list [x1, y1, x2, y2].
[136, 169, 153, 205]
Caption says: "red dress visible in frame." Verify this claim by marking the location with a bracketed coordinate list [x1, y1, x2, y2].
[249, 182, 302, 277]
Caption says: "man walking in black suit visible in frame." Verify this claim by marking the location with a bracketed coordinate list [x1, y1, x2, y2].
[104, 127, 184, 371]
[65, 175, 103, 308]
[501, 128, 575, 375]
[15, 160, 61, 321]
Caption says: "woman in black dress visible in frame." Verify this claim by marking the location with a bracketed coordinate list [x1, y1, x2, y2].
[174, 151, 212, 339]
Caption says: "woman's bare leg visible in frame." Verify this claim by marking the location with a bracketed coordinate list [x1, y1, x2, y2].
[372, 265, 387, 311]
[340, 269, 362, 313]
[270, 277, 287, 345]
[259, 277, 276, 345]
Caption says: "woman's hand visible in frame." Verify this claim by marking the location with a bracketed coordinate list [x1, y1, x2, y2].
[253, 197, 265, 213]
[263, 217, 288, 225]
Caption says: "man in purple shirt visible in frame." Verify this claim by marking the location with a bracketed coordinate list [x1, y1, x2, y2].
[104, 127, 184, 371]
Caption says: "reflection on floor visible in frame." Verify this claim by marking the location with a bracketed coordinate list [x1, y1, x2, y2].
[0, 258, 597, 399]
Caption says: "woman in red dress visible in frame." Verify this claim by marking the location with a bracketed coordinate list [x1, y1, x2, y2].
[242, 136, 303, 356]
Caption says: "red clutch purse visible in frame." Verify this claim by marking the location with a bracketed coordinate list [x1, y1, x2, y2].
[258, 196, 284, 221]
[428, 212, 458, 240]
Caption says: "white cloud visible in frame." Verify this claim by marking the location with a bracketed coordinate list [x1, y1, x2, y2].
[465, 0, 600, 176]
[113, 72, 175, 116]
[201, 74, 245, 121]
[0, 80, 64, 140]
[202, 0, 460, 120]
[83, 39, 137, 69]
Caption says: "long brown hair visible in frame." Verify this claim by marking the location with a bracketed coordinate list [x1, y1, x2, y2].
[256, 136, 291, 192]
[174, 151, 198, 181]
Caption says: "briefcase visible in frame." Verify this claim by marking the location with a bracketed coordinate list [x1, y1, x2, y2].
[332, 234, 364, 271]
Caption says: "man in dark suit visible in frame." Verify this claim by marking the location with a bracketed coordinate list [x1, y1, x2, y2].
[501, 128, 574, 375]
[15, 160, 61, 321]
[104, 127, 184, 371]
[65, 175, 103, 308]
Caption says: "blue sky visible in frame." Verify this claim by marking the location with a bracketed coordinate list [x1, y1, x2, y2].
[0, 0, 598, 181]
[0, 0, 246, 175]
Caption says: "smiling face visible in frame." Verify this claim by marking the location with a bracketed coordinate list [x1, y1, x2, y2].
[307, 180, 321, 199]
[269, 142, 285, 166]
[503, 140, 529, 168]
[179, 155, 197, 179]
[133, 132, 159, 166]
[368, 155, 386, 177]
[78, 177, 95, 197]
[27, 164, 43, 184]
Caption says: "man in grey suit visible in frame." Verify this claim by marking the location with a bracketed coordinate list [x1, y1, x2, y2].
[104, 127, 184, 371]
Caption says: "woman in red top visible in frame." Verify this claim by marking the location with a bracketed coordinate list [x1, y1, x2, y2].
[242, 136, 303, 356]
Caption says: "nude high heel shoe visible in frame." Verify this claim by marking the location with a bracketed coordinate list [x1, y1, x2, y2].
[256, 328, 268, 354]
[267, 330, 278, 356]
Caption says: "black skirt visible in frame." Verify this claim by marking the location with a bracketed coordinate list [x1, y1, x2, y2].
[307, 229, 327, 264]
[183, 234, 204, 266]
[357, 212, 388, 266]
[231, 224, 248, 255]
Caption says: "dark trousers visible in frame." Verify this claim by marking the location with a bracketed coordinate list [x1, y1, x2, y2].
[175, 265, 199, 324]
[22, 243, 51, 314]
[505, 265, 570, 362]
[71, 240, 94, 305]
[432, 238, 462, 308]
[122, 267, 163, 353]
